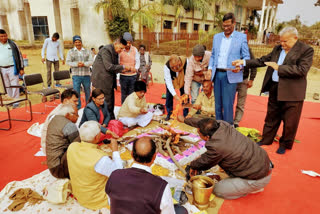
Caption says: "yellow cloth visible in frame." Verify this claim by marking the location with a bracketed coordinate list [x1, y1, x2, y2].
[67, 141, 109, 210]
[118, 92, 147, 118]
[188, 91, 215, 117]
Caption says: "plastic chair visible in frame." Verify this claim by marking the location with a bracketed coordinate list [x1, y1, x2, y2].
[23, 73, 60, 114]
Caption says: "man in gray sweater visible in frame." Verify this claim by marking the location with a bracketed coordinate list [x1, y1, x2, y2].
[182, 117, 273, 199]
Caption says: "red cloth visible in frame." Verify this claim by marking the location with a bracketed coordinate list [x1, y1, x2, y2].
[99, 120, 129, 141]
[99, 108, 104, 124]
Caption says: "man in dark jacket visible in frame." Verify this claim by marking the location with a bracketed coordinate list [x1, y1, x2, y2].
[233, 26, 314, 154]
[182, 117, 273, 199]
[91, 37, 131, 119]
[0, 29, 24, 108]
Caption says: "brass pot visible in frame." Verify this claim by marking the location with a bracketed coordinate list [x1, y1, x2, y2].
[190, 175, 215, 210]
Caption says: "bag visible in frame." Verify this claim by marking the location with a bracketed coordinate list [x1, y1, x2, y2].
[43, 178, 71, 204]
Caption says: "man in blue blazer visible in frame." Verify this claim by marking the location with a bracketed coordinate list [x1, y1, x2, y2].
[208, 13, 250, 124]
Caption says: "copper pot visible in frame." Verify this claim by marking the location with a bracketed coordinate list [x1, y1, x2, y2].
[190, 175, 214, 210]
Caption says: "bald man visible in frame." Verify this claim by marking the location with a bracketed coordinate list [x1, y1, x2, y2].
[106, 137, 186, 214]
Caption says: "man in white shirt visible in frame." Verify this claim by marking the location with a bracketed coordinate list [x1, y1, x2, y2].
[0, 29, 24, 108]
[106, 136, 186, 214]
[41, 32, 65, 87]
[67, 121, 123, 210]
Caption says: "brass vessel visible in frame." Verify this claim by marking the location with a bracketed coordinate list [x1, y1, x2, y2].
[190, 175, 214, 210]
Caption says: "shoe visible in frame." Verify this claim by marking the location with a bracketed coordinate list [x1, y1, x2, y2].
[313, 93, 319, 100]
[234, 124, 239, 128]
[276, 146, 286, 154]
[12, 103, 19, 109]
[256, 141, 272, 146]
[102, 139, 111, 144]
[250, 188, 264, 194]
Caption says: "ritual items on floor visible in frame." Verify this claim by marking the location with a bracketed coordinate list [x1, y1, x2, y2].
[8, 188, 44, 211]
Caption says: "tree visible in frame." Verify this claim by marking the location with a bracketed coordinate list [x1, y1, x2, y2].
[95, 0, 163, 35]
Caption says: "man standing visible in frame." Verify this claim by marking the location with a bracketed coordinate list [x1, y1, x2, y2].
[41, 32, 64, 87]
[186, 80, 215, 119]
[208, 13, 250, 125]
[164, 55, 189, 120]
[66, 35, 93, 109]
[138, 44, 152, 85]
[91, 37, 130, 119]
[181, 117, 273, 199]
[119, 32, 140, 104]
[184, 44, 211, 104]
[233, 48, 257, 128]
[106, 137, 183, 214]
[46, 104, 80, 178]
[0, 29, 24, 108]
[67, 121, 122, 210]
[233, 27, 314, 154]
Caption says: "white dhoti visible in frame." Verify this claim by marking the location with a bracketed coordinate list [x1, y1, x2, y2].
[119, 112, 153, 127]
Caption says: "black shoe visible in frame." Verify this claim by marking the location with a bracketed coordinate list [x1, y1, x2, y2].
[256, 141, 272, 146]
[276, 146, 286, 154]
[234, 124, 239, 128]
[102, 139, 111, 144]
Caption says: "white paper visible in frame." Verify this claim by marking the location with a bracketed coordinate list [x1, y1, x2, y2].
[301, 170, 320, 177]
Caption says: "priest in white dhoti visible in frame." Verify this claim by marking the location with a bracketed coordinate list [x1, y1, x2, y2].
[118, 81, 153, 127]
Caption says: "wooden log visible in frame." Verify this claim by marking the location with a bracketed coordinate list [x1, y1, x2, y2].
[172, 145, 183, 155]
[165, 137, 186, 175]
[155, 139, 168, 157]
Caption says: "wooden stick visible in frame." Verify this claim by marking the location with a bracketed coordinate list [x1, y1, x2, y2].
[172, 145, 183, 155]
[155, 140, 168, 157]
[165, 137, 186, 175]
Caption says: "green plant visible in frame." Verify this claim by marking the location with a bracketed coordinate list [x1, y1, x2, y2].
[106, 16, 130, 41]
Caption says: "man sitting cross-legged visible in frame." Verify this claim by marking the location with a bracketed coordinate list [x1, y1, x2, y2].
[67, 121, 123, 210]
[106, 136, 187, 214]
[186, 80, 215, 119]
[46, 104, 80, 179]
[117, 81, 153, 127]
[41, 88, 79, 155]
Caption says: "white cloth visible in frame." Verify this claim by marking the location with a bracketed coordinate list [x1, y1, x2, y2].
[0, 66, 19, 98]
[0, 42, 14, 66]
[94, 151, 123, 177]
[41, 38, 64, 61]
[119, 111, 153, 127]
[131, 163, 175, 214]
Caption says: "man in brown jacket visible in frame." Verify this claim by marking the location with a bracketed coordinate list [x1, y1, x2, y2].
[233, 26, 314, 154]
[182, 117, 273, 199]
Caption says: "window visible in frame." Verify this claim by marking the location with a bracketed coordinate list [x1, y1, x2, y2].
[205, 24, 210, 31]
[163, 20, 172, 29]
[193, 23, 199, 32]
[32, 16, 49, 40]
[180, 22, 187, 31]
[215, 5, 220, 14]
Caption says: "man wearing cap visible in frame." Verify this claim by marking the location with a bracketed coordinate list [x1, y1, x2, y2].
[119, 32, 140, 104]
[91, 37, 130, 120]
[66, 35, 93, 109]
[41, 32, 65, 87]
[0, 29, 24, 108]
[184, 44, 211, 104]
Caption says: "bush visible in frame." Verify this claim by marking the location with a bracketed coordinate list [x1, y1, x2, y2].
[106, 16, 130, 41]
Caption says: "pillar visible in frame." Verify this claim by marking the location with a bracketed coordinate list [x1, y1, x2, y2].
[268, 5, 275, 29]
[24, 2, 34, 45]
[17, 0, 28, 40]
[258, 0, 266, 32]
[70, 8, 81, 36]
[271, 5, 278, 29]
[52, 0, 64, 51]
[264, 1, 271, 30]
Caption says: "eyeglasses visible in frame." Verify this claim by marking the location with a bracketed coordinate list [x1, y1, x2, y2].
[222, 24, 233, 29]
[95, 97, 105, 101]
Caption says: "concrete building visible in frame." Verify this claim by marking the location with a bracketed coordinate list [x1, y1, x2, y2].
[0, 0, 283, 47]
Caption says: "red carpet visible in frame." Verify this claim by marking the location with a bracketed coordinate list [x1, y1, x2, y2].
[1, 83, 320, 214]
